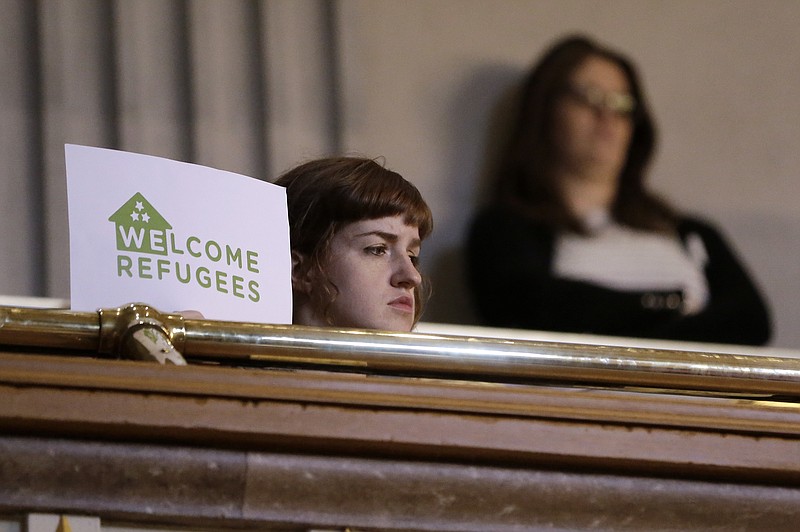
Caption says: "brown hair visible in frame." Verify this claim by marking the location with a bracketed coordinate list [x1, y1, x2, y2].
[275, 157, 433, 325]
[495, 34, 676, 232]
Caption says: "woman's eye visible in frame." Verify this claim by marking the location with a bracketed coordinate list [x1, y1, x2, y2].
[409, 254, 420, 267]
[365, 245, 387, 256]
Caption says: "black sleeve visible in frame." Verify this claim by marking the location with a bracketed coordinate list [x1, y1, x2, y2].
[648, 217, 772, 345]
[465, 207, 553, 329]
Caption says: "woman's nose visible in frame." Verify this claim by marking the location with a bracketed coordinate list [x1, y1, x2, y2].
[592, 104, 617, 121]
[392, 255, 422, 288]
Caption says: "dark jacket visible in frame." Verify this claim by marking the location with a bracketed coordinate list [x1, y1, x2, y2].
[466, 206, 771, 345]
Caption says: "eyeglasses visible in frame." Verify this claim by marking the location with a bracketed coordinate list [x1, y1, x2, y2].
[564, 84, 637, 116]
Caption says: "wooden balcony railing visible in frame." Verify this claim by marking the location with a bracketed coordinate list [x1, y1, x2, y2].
[1, 303, 800, 530]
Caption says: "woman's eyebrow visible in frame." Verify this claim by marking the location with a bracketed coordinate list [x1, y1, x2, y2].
[354, 230, 397, 241]
[354, 230, 421, 248]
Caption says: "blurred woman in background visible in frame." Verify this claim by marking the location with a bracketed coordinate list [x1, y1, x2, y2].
[467, 35, 770, 345]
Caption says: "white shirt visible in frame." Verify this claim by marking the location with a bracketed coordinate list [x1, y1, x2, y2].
[553, 211, 709, 315]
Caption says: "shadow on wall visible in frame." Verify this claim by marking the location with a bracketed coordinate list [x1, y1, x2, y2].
[423, 63, 526, 325]
[712, 209, 800, 348]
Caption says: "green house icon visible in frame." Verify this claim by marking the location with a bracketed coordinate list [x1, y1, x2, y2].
[108, 192, 172, 255]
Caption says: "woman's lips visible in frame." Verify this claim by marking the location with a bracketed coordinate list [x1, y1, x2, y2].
[389, 295, 414, 313]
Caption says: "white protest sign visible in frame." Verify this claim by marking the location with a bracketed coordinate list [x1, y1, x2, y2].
[66, 144, 292, 323]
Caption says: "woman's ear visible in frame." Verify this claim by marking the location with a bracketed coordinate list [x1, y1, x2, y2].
[291, 251, 313, 294]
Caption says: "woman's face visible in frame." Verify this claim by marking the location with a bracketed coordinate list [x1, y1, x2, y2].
[317, 215, 423, 331]
[552, 55, 635, 176]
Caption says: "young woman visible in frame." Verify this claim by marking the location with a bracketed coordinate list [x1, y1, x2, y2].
[275, 157, 433, 332]
[467, 35, 771, 345]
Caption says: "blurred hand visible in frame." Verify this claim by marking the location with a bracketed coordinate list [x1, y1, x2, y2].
[176, 310, 204, 319]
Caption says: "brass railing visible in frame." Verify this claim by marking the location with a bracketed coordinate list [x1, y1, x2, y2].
[1, 302, 800, 397]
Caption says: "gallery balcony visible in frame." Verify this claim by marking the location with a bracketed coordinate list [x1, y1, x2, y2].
[1, 301, 799, 531]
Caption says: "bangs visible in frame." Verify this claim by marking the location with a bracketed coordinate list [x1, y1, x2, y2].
[331, 160, 433, 239]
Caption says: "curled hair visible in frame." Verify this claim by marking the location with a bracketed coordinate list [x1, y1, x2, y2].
[275, 157, 433, 325]
[496, 34, 676, 233]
